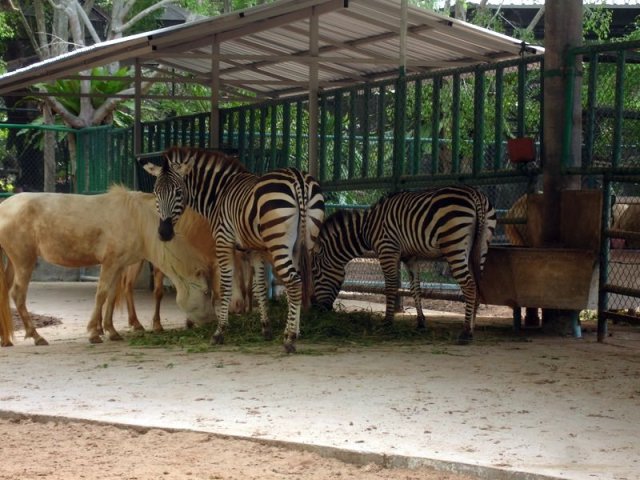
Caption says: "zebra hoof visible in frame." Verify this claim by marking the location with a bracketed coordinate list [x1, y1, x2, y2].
[416, 320, 426, 330]
[210, 333, 225, 345]
[283, 342, 297, 354]
[457, 331, 473, 345]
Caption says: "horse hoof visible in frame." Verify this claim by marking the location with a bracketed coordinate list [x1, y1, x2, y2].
[89, 336, 103, 344]
[457, 332, 473, 345]
[185, 319, 195, 329]
[1, 341, 14, 347]
[210, 334, 224, 345]
[35, 337, 49, 346]
[153, 327, 164, 334]
[132, 325, 145, 332]
[109, 333, 124, 342]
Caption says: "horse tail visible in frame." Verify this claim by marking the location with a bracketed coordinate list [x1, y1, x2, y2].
[0, 245, 14, 346]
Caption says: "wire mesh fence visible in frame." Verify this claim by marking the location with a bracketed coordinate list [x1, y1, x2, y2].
[0, 123, 73, 194]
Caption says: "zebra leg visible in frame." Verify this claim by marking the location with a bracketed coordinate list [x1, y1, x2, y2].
[211, 250, 234, 345]
[457, 277, 478, 345]
[377, 251, 401, 326]
[282, 274, 303, 354]
[442, 250, 477, 345]
[251, 255, 272, 340]
[405, 260, 426, 330]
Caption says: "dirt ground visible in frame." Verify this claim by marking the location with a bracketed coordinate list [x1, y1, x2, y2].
[2, 282, 640, 480]
[0, 415, 479, 480]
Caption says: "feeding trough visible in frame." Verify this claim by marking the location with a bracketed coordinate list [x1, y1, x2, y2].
[480, 247, 598, 310]
[480, 190, 602, 312]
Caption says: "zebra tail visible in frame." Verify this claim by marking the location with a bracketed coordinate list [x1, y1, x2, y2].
[293, 171, 312, 310]
[470, 199, 493, 305]
[0, 245, 15, 346]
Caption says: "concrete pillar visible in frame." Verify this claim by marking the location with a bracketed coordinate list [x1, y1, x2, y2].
[542, 0, 584, 334]
[542, 0, 583, 246]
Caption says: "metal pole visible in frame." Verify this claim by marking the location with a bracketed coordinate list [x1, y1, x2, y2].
[133, 59, 142, 190]
[597, 176, 612, 342]
[211, 35, 221, 149]
[308, 6, 320, 178]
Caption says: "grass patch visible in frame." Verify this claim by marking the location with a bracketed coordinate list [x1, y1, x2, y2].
[127, 298, 516, 353]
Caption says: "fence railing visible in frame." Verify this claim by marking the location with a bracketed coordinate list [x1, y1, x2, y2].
[561, 39, 640, 338]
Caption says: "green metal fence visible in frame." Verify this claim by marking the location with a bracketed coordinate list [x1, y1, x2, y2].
[562, 39, 640, 338]
[3, 39, 640, 337]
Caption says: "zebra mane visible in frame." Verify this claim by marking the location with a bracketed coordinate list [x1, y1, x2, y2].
[167, 146, 248, 173]
[371, 190, 407, 209]
[321, 208, 369, 245]
[324, 208, 366, 227]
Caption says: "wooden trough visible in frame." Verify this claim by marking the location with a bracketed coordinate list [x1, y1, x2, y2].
[480, 246, 598, 310]
[479, 190, 602, 312]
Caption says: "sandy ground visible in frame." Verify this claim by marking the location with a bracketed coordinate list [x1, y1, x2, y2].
[1, 282, 639, 480]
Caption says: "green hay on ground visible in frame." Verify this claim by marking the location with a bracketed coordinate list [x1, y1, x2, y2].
[126, 298, 516, 353]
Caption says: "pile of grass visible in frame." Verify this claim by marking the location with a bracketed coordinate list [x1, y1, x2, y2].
[127, 298, 516, 353]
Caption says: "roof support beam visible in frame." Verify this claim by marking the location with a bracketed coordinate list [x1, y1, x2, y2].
[211, 36, 221, 149]
[134, 59, 142, 186]
[308, 5, 320, 179]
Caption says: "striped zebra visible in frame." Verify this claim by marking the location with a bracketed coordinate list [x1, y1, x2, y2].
[311, 185, 496, 343]
[140, 146, 325, 353]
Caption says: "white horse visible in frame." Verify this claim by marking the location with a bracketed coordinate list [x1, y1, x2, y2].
[0, 186, 215, 346]
[118, 206, 255, 333]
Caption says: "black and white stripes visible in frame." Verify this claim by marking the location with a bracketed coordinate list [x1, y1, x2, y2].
[312, 185, 496, 343]
[141, 146, 324, 353]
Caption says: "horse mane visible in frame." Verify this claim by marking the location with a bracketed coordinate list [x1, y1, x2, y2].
[175, 208, 216, 258]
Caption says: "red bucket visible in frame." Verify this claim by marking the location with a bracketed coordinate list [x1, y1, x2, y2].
[507, 137, 536, 163]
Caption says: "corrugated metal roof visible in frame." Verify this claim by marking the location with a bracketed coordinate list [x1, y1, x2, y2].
[464, 0, 640, 8]
[450, 0, 638, 6]
[0, 0, 543, 102]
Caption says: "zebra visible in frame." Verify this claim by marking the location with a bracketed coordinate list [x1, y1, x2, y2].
[311, 185, 496, 343]
[140, 146, 325, 353]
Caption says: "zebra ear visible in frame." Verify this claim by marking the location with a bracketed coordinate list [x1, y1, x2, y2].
[138, 159, 163, 177]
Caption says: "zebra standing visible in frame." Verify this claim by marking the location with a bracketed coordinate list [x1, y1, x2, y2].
[311, 185, 496, 343]
[140, 146, 325, 353]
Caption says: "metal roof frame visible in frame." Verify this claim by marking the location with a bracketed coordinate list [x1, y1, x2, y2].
[0, 0, 542, 101]
[0, 0, 543, 175]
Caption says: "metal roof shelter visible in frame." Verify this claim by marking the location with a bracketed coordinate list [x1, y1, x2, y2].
[0, 0, 543, 173]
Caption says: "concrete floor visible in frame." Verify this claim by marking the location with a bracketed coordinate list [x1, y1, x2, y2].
[1, 282, 639, 480]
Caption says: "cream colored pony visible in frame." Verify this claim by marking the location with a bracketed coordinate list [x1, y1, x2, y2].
[118, 206, 254, 333]
[0, 186, 215, 346]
